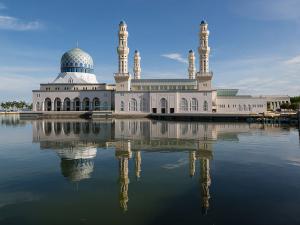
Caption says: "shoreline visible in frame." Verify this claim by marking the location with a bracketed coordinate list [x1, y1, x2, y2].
[6, 111, 298, 124]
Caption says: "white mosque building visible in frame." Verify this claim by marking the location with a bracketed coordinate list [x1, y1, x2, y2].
[32, 21, 290, 115]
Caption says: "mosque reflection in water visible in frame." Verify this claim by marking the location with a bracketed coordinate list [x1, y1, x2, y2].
[31, 119, 263, 213]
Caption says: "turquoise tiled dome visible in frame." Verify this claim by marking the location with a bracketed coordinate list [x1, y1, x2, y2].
[60, 48, 94, 73]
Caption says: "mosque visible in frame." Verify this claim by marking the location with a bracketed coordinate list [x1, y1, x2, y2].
[32, 21, 290, 115]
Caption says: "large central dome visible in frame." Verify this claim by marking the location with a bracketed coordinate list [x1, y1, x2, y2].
[60, 48, 94, 73]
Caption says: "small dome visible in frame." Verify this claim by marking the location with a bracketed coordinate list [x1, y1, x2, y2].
[201, 20, 207, 25]
[60, 48, 94, 73]
[119, 20, 126, 26]
[189, 50, 193, 53]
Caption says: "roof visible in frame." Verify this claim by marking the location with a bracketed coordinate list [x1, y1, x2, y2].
[131, 79, 197, 84]
[217, 89, 239, 96]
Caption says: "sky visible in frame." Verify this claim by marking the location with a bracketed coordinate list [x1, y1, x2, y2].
[0, 0, 299, 102]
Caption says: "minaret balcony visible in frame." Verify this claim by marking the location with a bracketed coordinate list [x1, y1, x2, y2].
[197, 71, 213, 77]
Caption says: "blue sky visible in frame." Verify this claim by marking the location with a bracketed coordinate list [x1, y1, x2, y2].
[0, 0, 299, 101]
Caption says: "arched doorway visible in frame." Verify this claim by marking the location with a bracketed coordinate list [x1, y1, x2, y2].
[74, 98, 80, 111]
[64, 98, 71, 111]
[82, 98, 90, 111]
[45, 98, 52, 111]
[93, 98, 100, 111]
[54, 98, 62, 111]
[160, 98, 168, 114]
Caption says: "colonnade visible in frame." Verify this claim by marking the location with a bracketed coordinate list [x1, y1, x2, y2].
[35, 97, 110, 111]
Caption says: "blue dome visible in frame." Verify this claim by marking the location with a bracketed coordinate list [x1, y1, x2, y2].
[119, 20, 126, 26]
[201, 20, 207, 25]
[60, 48, 94, 74]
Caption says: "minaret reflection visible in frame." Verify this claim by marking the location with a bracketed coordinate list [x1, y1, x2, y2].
[115, 140, 132, 212]
[197, 141, 212, 215]
[135, 151, 142, 180]
[189, 151, 196, 177]
[200, 157, 211, 215]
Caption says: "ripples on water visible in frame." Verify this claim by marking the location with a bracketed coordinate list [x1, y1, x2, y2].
[0, 115, 299, 225]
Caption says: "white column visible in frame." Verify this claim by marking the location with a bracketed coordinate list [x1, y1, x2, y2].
[51, 101, 55, 111]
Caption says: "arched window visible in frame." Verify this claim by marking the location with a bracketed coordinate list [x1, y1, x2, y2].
[63, 98, 71, 111]
[180, 98, 189, 111]
[54, 98, 62, 111]
[160, 98, 168, 114]
[93, 98, 100, 111]
[203, 100, 208, 111]
[129, 98, 137, 111]
[191, 98, 198, 111]
[45, 98, 52, 111]
[82, 98, 90, 111]
[120, 101, 125, 111]
[74, 98, 80, 111]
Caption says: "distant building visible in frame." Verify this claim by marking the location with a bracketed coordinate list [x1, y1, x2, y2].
[32, 21, 289, 114]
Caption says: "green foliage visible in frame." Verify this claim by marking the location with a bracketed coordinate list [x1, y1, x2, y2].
[0, 101, 32, 111]
[290, 96, 300, 104]
[280, 96, 300, 110]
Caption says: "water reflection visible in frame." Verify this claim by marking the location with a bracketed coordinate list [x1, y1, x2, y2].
[30, 119, 297, 213]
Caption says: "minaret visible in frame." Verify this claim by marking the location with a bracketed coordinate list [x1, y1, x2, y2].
[198, 20, 210, 74]
[118, 21, 129, 74]
[114, 21, 131, 91]
[133, 50, 141, 79]
[196, 20, 213, 92]
[188, 50, 196, 79]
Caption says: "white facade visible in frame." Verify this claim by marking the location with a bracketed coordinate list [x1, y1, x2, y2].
[32, 20, 289, 115]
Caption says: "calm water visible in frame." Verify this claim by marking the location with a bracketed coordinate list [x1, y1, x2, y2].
[0, 115, 300, 225]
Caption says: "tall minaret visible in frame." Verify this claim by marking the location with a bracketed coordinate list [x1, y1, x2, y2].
[198, 20, 210, 74]
[118, 21, 129, 74]
[188, 50, 196, 79]
[115, 21, 131, 91]
[133, 50, 141, 79]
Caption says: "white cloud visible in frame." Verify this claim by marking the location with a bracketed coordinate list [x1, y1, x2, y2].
[0, 16, 43, 31]
[214, 54, 300, 96]
[284, 55, 300, 65]
[161, 53, 188, 64]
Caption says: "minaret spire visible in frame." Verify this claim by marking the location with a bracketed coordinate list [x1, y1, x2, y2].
[114, 21, 131, 91]
[188, 50, 196, 79]
[198, 20, 210, 74]
[117, 21, 129, 74]
[133, 50, 141, 79]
